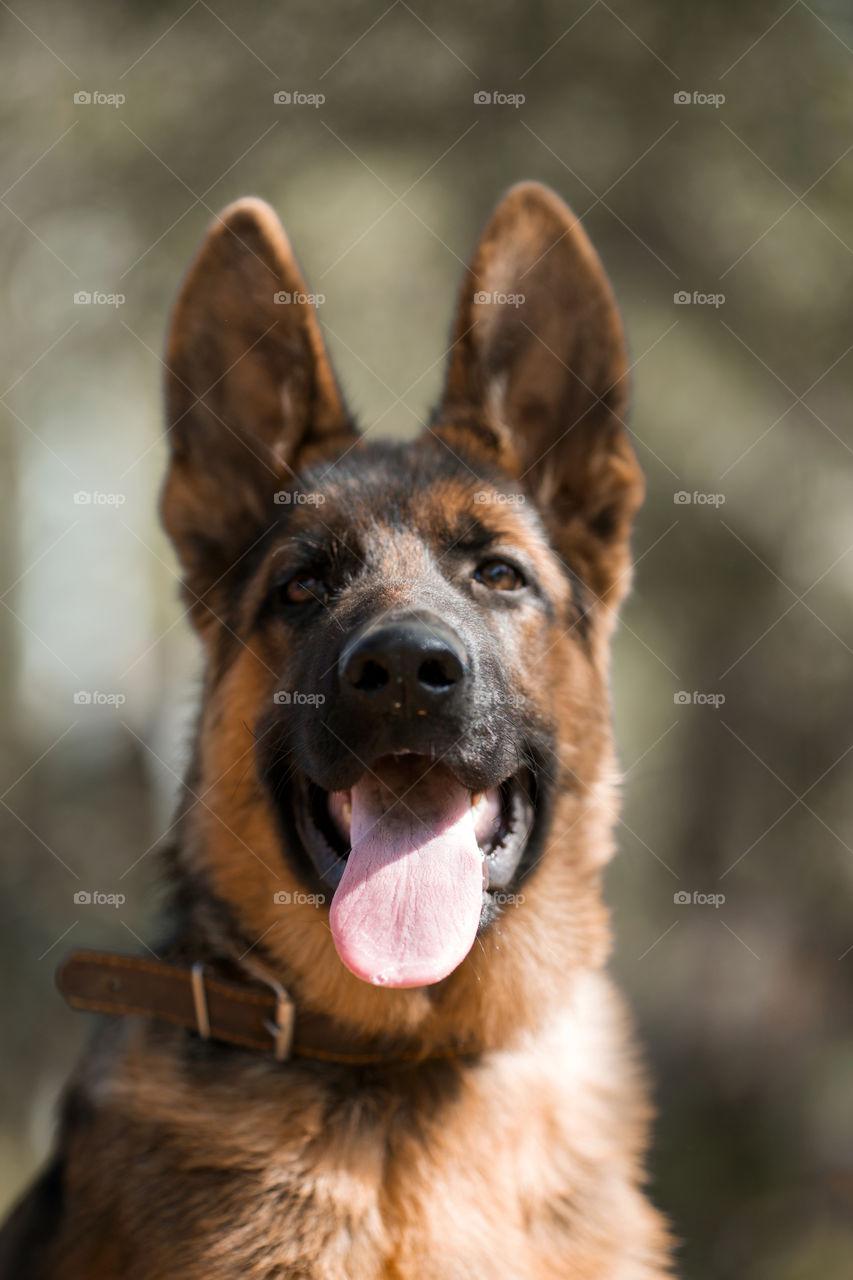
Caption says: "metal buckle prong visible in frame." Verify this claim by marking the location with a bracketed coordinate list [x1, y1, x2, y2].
[263, 987, 295, 1061]
[233, 954, 296, 1061]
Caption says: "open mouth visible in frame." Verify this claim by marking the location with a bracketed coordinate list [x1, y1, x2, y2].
[278, 755, 537, 989]
[293, 762, 535, 893]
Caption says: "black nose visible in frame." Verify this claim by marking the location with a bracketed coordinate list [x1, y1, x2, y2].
[338, 611, 467, 714]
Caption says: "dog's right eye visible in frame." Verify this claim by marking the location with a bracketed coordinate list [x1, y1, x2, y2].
[278, 574, 330, 607]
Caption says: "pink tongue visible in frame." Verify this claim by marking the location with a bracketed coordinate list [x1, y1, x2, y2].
[329, 761, 483, 988]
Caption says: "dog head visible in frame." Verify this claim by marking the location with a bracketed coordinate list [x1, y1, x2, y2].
[162, 184, 643, 1045]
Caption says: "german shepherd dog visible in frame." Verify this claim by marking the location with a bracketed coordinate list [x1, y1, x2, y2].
[0, 183, 673, 1278]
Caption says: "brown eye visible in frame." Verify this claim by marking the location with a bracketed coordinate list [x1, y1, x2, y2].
[474, 560, 524, 592]
[281, 574, 329, 606]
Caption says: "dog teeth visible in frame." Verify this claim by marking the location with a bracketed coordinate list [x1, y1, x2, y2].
[471, 787, 502, 847]
[327, 790, 352, 839]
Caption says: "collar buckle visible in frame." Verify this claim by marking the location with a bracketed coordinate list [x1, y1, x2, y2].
[237, 956, 295, 1061]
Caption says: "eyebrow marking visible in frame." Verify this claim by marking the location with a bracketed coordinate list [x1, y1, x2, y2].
[443, 514, 500, 553]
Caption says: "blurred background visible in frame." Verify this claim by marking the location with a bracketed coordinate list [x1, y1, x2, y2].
[1, 1, 852, 1275]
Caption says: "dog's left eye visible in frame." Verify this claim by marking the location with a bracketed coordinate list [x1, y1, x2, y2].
[279, 574, 330, 606]
[473, 560, 525, 591]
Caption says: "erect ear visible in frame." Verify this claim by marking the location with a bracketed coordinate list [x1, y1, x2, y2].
[161, 198, 356, 622]
[436, 182, 644, 614]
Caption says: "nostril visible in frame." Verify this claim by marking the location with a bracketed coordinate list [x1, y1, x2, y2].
[341, 618, 467, 703]
[352, 658, 389, 693]
[418, 657, 458, 691]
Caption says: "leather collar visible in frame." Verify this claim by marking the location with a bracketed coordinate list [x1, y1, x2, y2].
[56, 950, 473, 1066]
